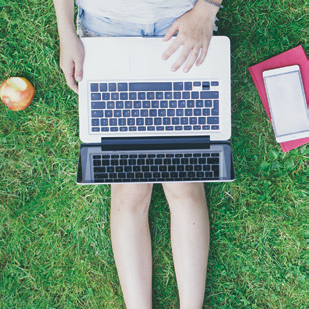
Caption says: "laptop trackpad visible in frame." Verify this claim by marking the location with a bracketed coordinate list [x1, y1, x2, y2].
[129, 39, 182, 77]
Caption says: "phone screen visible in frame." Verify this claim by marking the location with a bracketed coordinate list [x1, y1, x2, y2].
[264, 68, 309, 140]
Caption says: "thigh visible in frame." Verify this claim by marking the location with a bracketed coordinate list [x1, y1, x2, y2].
[78, 8, 149, 37]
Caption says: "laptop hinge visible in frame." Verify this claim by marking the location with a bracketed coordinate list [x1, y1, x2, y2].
[100, 135, 211, 151]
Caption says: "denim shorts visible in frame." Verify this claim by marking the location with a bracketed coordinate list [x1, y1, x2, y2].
[77, 7, 178, 38]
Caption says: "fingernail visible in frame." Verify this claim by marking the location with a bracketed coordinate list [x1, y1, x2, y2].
[162, 55, 167, 60]
[183, 68, 189, 73]
[171, 67, 176, 72]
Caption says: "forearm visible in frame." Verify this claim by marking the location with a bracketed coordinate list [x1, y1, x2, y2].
[53, 0, 76, 39]
[193, 0, 223, 18]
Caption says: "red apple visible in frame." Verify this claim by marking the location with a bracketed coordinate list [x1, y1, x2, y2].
[0, 77, 35, 111]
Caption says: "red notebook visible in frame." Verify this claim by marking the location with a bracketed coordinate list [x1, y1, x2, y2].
[248, 45, 309, 152]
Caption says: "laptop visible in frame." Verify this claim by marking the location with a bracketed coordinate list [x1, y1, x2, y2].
[77, 36, 235, 184]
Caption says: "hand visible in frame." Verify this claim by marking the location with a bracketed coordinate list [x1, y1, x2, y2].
[162, 1, 219, 73]
[59, 34, 85, 93]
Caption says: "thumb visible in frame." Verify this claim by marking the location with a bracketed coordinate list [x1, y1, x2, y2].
[74, 60, 83, 82]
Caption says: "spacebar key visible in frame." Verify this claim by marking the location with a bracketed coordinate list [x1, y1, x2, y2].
[129, 82, 172, 91]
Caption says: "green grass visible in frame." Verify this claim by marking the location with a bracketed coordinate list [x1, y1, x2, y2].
[0, 0, 308, 308]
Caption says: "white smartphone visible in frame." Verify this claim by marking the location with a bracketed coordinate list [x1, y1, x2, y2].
[263, 65, 309, 143]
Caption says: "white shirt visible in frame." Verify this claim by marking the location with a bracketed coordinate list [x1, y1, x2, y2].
[76, 0, 198, 24]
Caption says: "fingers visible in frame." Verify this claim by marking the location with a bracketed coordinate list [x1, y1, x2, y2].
[61, 61, 79, 94]
[162, 21, 179, 42]
[164, 39, 210, 73]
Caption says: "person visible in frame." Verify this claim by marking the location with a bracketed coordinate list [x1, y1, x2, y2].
[53, 1, 223, 308]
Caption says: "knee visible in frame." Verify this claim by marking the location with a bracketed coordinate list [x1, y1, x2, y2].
[163, 182, 206, 202]
[111, 183, 153, 212]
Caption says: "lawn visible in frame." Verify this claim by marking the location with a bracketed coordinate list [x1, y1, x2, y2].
[0, 0, 308, 308]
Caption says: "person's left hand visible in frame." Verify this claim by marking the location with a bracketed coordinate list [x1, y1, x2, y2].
[162, 2, 219, 73]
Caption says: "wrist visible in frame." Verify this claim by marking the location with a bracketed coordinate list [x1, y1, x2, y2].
[195, 0, 222, 16]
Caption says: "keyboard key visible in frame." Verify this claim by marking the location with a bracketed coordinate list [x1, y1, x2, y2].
[111, 93, 119, 100]
[158, 109, 166, 116]
[202, 125, 210, 130]
[109, 119, 117, 126]
[169, 100, 177, 108]
[174, 92, 181, 99]
[154, 118, 162, 125]
[207, 117, 219, 124]
[109, 83, 116, 91]
[141, 110, 148, 117]
[181, 117, 188, 124]
[134, 101, 141, 108]
[156, 92, 163, 100]
[165, 92, 173, 99]
[138, 92, 146, 100]
[211, 125, 220, 130]
[92, 119, 99, 126]
[102, 93, 110, 100]
[178, 100, 186, 108]
[173, 82, 183, 90]
[150, 109, 157, 117]
[211, 81, 219, 86]
[91, 102, 105, 109]
[202, 81, 210, 89]
[91, 93, 101, 100]
[184, 82, 192, 90]
[114, 110, 121, 117]
[194, 109, 202, 116]
[204, 100, 212, 107]
[91, 83, 99, 92]
[132, 110, 139, 117]
[172, 117, 179, 125]
[92, 127, 100, 132]
[147, 92, 155, 100]
[176, 109, 184, 116]
[120, 93, 128, 100]
[107, 101, 115, 109]
[143, 101, 150, 108]
[129, 92, 137, 100]
[136, 118, 144, 125]
[203, 109, 210, 116]
[193, 81, 201, 86]
[100, 83, 107, 92]
[129, 82, 172, 91]
[163, 118, 170, 125]
[198, 117, 206, 124]
[105, 110, 112, 117]
[125, 101, 132, 108]
[160, 100, 168, 108]
[123, 110, 130, 117]
[191, 91, 199, 99]
[200, 91, 219, 99]
[182, 92, 190, 99]
[127, 118, 135, 126]
[110, 127, 118, 132]
[118, 118, 126, 126]
[116, 101, 124, 109]
[145, 118, 153, 125]
[187, 100, 194, 108]
[118, 83, 128, 91]
[151, 101, 159, 108]
[91, 110, 103, 118]
[167, 109, 175, 116]
[185, 109, 192, 116]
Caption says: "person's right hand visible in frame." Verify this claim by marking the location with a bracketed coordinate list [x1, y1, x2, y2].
[59, 34, 85, 93]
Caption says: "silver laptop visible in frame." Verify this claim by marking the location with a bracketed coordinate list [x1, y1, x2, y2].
[77, 36, 235, 184]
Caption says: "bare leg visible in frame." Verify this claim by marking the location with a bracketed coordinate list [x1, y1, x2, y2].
[162, 182, 209, 309]
[110, 183, 153, 309]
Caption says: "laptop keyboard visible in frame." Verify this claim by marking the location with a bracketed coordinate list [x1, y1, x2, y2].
[92, 151, 220, 183]
[90, 81, 220, 133]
